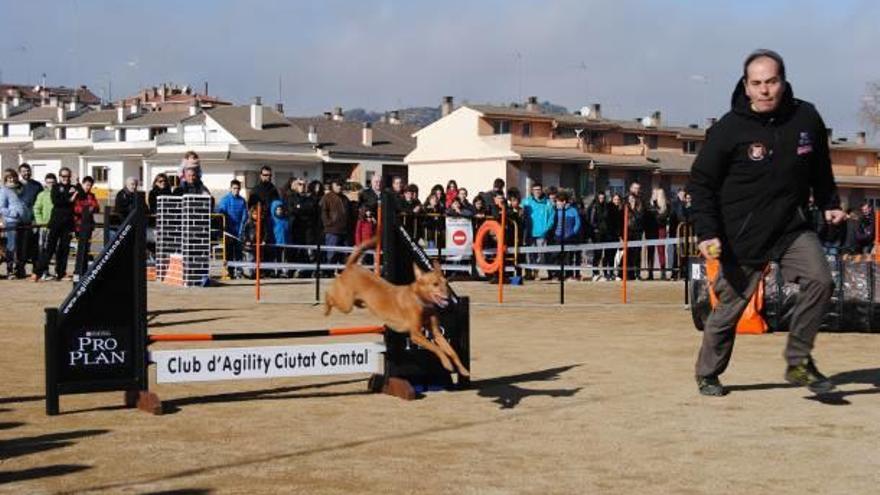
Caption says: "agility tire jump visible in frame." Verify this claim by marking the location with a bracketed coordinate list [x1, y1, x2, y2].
[44, 194, 470, 415]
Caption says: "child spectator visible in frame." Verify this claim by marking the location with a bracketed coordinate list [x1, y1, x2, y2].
[216, 180, 248, 278]
[354, 205, 377, 265]
[72, 176, 99, 281]
[270, 199, 290, 277]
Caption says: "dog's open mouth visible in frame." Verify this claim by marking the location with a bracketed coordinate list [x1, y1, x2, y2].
[433, 295, 449, 308]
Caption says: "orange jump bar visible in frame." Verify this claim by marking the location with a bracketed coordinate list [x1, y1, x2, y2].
[148, 325, 385, 344]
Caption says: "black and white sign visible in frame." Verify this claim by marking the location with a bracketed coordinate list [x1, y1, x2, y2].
[153, 343, 385, 383]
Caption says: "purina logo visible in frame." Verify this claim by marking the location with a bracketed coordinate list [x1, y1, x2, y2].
[69, 330, 127, 367]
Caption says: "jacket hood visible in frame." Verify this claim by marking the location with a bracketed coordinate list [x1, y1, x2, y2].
[730, 78, 796, 120]
[270, 199, 285, 219]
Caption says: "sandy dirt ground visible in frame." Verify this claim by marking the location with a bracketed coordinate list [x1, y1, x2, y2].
[1, 278, 879, 494]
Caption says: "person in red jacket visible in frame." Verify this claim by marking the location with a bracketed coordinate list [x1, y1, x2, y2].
[354, 205, 377, 265]
[72, 176, 99, 281]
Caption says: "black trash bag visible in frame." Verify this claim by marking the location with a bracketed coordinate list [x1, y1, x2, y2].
[840, 259, 872, 332]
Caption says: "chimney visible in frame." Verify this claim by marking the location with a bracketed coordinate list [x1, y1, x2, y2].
[651, 110, 662, 127]
[826, 127, 833, 142]
[706, 117, 717, 128]
[590, 103, 602, 120]
[332, 106, 344, 121]
[441, 96, 454, 117]
[275, 102, 284, 114]
[56, 105, 65, 123]
[388, 110, 401, 125]
[116, 103, 125, 123]
[11, 91, 20, 107]
[49, 95, 59, 107]
[68, 95, 79, 112]
[129, 98, 140, 116]
[856, 131, 867, 145]
[307, 124, 318, 144]
[323, 111, 332, 120]
[362, 122, 373, 147]
[1, 99, 8, 119]
[188, 99, 200, 117]
[526, 96, 539, 112]
[161, 83, 167, 102]
[250, 96, 263, 130]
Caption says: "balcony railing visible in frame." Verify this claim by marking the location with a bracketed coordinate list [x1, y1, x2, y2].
[91, 129, 116, 142]
[31, 126, 55, 140]
[156, 132, 185, 146]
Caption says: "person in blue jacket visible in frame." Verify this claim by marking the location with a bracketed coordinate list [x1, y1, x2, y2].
[270, 198, 290, 277]
[216, 179, 248, 278]
[521, 182, 555, 279]
[551, 190, 581, 280]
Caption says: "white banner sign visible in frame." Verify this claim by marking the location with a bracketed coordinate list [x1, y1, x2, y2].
[153, 342, 385, 383]
[445, 217, 473, 260]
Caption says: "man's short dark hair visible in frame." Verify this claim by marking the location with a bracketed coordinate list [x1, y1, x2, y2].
[507, 187, 521, 200]
[405, 184, 418, 194]
[330, 178, 342, 187]
[230, 179, 241, 187]
[82, 176, 94, 185]
[260, 165, 272, 174]
[45, 173, 56, 181]
[18, 163, 31, 171]
[531, 182, 543, 189]
[557, 190, 570, 202]
[547, 186, 558, 195]
[743, 49, 786, 81]
[493, 178, 505, 189]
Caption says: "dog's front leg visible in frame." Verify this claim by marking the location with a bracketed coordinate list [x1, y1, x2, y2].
[407, 326, 454, 372]
[428, 315, 470, 377]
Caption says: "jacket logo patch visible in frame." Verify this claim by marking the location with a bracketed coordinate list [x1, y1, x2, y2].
[748, 142, 767, 161]
[797, 131, 813, 155]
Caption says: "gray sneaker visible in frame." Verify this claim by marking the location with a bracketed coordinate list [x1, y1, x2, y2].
[785, 357, 836, 394]
[696, 375, 725, 396]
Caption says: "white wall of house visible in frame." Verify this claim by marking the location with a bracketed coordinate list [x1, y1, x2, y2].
[126, 128, 151, 142]
[9, 123, 31, 137]
[20, 155, 78, 183]
[183, 117, 237, 145]
[406, 107, 516, 165]
[66, 126, 90, 140]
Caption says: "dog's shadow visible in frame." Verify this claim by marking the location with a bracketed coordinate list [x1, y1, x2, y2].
[469, 364, 582, 409]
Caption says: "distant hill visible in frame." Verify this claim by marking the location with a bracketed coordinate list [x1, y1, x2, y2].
[338, 100, 570, 128]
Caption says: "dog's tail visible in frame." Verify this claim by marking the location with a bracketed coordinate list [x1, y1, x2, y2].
[346, 236, 377, 268]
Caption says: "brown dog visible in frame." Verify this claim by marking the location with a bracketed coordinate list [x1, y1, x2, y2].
[324, 239, 469, 377]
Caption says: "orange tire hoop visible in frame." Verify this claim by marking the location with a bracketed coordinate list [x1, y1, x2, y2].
[473, 220, 505, 274]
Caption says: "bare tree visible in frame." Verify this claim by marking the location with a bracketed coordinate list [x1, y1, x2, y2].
[861, 81, 880, 134]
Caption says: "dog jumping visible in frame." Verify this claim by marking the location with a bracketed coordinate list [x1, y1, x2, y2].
[324, 238, 469, 377]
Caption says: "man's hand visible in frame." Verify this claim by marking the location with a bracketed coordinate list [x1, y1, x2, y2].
[698, 238, 722, 259]
[824, 209, 846, 225]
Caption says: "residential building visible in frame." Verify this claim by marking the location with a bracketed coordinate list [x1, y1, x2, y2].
[289, 107, 416, 187]
[406, 97, 880, 208]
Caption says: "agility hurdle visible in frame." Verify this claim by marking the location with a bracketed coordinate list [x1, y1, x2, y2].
[45, 194, 470, 415]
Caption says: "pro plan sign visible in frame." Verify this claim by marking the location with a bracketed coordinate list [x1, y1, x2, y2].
[445, 218, 473, 260]
[153, 343, 385, 383]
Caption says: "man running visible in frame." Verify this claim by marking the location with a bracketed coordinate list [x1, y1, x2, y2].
[689, 49, 845, 396]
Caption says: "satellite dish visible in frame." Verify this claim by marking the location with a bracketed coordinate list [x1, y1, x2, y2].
[580, 106, 592, 118]
[641, 116, 656, 127]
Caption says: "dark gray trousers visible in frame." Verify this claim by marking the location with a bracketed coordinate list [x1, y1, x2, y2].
[696, 231, 834, 378]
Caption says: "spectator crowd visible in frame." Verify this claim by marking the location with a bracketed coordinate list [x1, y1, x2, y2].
[3, 151, 878, 282]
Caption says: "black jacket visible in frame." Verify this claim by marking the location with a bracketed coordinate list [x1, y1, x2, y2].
[688, 80, 837, 266]
[248, 181, 280, 214]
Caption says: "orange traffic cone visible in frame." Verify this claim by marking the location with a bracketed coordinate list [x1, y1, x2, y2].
[705, 257, 768, 334]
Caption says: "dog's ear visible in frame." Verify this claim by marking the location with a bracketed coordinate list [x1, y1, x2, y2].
[413, 262, 424, 278]
[432, 259, 442, 273]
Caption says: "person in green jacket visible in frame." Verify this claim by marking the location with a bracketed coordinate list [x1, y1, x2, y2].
[32, 173, 56, 262]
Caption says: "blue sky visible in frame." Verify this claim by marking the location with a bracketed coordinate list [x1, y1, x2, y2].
[2, 0, 878, 138]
